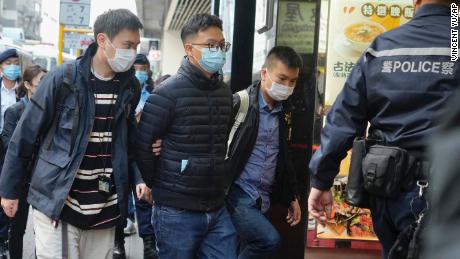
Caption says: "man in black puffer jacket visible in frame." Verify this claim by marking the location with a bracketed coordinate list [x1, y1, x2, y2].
[136, 14, 236, 258]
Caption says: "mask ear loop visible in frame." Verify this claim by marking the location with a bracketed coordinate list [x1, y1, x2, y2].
[102, 34, 119, 62]
[188, 44, 201, 63]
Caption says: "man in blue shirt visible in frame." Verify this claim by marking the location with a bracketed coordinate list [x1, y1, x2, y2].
[226, 46, 302, 259]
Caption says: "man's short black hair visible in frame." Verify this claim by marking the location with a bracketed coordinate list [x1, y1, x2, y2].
[93, 9, 143, 40]
[180, 14, 223, 43]
[264, 46, 303, 70]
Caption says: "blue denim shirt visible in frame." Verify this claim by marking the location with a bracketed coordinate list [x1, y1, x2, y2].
[234, 89, 282, 212]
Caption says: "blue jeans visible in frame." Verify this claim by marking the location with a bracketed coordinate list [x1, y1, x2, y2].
[135, 198, 154, 237]
[226, 185, 281, 259]
[369, 188, 425, 258]
[152, 204, 237, 259]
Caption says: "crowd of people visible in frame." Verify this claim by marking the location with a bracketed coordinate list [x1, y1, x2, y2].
[0, 7, 302, 259]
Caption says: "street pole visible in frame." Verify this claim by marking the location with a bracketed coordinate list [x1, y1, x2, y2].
[58, 24, 64, 65]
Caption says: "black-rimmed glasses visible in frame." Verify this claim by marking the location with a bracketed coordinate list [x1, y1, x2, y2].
[191, 42, 231, 52]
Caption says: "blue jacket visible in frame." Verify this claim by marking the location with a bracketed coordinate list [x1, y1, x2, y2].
[310, 4, 460, 190]
[0, 43, 143, 221]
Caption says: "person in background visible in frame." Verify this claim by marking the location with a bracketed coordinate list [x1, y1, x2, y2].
[133, 54, 154, 122]
[226, 46, 302, 259]
[0, 64, 47, 259]
[0, 9, 150, 258]
[0, 48, 21, 259]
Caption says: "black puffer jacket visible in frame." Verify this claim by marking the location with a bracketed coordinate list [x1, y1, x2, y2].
[227, 82, 298, 207]
[136, 57, 232, 212]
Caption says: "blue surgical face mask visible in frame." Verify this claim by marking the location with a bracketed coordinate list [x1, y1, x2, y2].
[195, 48, 226, 74]
[135, 71, 149, 85]
[2, 64, 20, 81]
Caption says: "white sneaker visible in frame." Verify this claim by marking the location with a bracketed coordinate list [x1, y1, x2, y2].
[124, 218, 137, 235]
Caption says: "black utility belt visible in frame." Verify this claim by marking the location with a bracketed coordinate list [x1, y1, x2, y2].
[345, 138, 430, 208]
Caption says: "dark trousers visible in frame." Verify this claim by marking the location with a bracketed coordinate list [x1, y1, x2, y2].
[127, 191, 135, 221]
[115, 223, 125, 245]
[8, 188, 29, 259]
[0, 162, 6, 241]
[115, 191, 136, 244]
[135, 198, 154, 238]
[226, 185, 281, 259]
[369, 187, 425, 258]
[0, 209, 8, 241]
[115, 190, 156, 242]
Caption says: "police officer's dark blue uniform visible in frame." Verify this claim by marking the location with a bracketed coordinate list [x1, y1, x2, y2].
[308, 3, 459, 258]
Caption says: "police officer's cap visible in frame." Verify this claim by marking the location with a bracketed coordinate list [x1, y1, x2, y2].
[0, 49, 18, 64]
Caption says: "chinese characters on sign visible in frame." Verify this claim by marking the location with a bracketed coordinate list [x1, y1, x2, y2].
[333, 61, 355, 78]
[277, 2, 316, 54]
[361, 2, 413, 18]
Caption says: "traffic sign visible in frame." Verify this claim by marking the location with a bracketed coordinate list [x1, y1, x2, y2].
[60, 0, 91, 26]
[64, 33, 93, 49]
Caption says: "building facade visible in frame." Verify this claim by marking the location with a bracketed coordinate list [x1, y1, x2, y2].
[0, 0, 42, 40]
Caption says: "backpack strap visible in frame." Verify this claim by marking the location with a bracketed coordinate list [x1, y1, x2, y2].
[226, 89, 249, 159]
[43, 62, 78, 153]
[68, 66, 80, 155]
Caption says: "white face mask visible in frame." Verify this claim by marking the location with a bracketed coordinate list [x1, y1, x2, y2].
[104, 38, 136, 73]
[266, 72, 294, 101]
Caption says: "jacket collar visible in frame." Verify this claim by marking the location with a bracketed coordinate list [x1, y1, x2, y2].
[413, 4, 450, 19]
[78, 42, 135, 88]
[178, 57, 223, 91]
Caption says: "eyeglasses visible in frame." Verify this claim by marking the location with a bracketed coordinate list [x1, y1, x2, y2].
[191, 42, 232, 53]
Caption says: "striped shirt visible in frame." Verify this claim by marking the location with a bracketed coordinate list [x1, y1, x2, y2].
[60, 74, 120, 230]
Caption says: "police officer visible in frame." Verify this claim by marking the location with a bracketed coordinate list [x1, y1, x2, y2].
[0, 48, 21, 259]
[308, 1, 459, 258]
